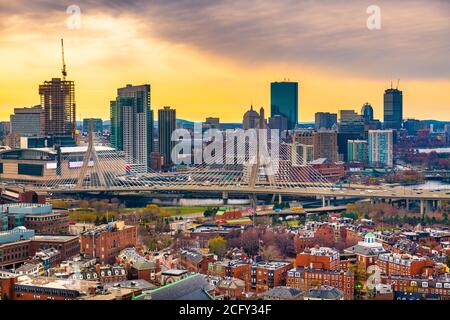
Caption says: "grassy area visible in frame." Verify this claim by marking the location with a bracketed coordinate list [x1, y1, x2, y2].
[286, 220, 301, 227]
[163, 206, 214, 216]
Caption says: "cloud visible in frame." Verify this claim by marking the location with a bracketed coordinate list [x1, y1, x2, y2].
[1, 0, 449, 79]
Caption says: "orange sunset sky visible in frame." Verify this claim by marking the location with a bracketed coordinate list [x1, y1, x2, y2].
[0, 0, 449, 122]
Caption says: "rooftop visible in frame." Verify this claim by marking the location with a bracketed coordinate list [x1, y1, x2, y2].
[253, 260, 292, 270]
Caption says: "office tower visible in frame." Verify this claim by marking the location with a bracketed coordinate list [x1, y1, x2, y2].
[271, 81, 298, 130]
[10, 106, 44, 137]
[368, 130, 393, 167]
[110, 98, 125, 150]
[347, 140, 368, 164]
[361, 103, 374, 122]
[337, 109, 365, 162]
[312, 130, 338, 162]
[315, 112, 337, 130]
[110, 84, 153, 171]
[339, 110, 362, 123]
[39, 78, 76, 137]
[203, 117, 220, 130]
[268, 115, 288, 132]
[403, 119, 421, 136]
[158, 106, 176, 166]
[384, 88, 403, 130]
[243, 105, 260, 130]
[82, 118, 103, 134]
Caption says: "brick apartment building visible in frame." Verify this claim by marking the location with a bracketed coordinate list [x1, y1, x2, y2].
[250, 261, 293, 294]
[0, 228, 79, 268]
[376, 253, 436, 277]
[296, 247, 340, 271]
[287, 268, 354, 300]
[381, 274, 450, 300]
[294, 232, 315, 253]
[80, 221, 137, 265]
[208, 260, 251, 284]
[179, 249, 215, 274]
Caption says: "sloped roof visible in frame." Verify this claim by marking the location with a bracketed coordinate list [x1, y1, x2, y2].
[306, 286, 343, 300]
[262, 286, 303, 299]
[149, 274, 213, 300]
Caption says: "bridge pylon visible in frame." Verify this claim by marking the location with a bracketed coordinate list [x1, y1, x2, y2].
[248, 107, 276, 188]
[76, 120, 107, 188]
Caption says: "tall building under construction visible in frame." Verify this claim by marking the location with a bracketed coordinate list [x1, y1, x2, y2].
[39, 78, 76, 137]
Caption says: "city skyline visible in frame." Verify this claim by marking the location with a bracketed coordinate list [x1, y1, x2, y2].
[1, 0, 450, 122]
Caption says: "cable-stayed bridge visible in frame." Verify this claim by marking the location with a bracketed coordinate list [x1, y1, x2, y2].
[7, 125, 450, 214]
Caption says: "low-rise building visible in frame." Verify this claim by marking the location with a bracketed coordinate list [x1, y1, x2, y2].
[376, 252, 436, 277]
[179, 249, 215, 274]
[286, 267, 354, 300]
[344, 233, 389, 269]
[1, 203, 69, 235]
[80, 221, 137, 265]
[261, 286, 304, 300]
[296, 246, 340, 271]
[381, 274, 450, 300]
[250, 261, 293, 294]
[304, 285, 344, 300]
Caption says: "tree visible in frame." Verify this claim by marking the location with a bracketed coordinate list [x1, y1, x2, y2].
[52, 200, 69, 209]
[261, 245, 281, 260]
[241, 228, 260, 256]
[349, 262, 367, 281]
[274, 233, 295, 258]
[209, 236, 227, 258]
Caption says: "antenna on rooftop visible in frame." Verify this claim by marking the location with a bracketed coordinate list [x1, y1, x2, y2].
[396, 79, 400, 90]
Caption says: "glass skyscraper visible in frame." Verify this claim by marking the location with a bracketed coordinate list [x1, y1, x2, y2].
[270, 81, 298, 130]
[384, 88, 403, 130]
[110, 84, 153, 171]
[158, 107, 176, 166]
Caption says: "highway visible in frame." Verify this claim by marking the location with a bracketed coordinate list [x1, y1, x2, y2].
[31, 184, 450, 201]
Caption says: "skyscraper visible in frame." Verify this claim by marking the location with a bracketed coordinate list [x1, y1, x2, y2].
[315, 112, 337, 130]
[158, 106, 176, 166]
[243, 105, 260, 130]
[110, 84, 153, 171]
[268, 115, 288, 132]
[339, 110, 362, 123]
[337, 109, 365, 162]
[361, 103, 374, 122]
[368, 130, 393, 167]
[271, 81, 298, 130]
[384, 88, 403, 130]
[10, 106, 44, 137]
[39, 78, 76, 137]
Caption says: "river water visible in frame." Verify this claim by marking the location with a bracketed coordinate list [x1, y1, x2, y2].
[406, 180, 450, 190]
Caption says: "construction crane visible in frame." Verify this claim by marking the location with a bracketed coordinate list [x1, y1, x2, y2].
[61, 38, 67, 80]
